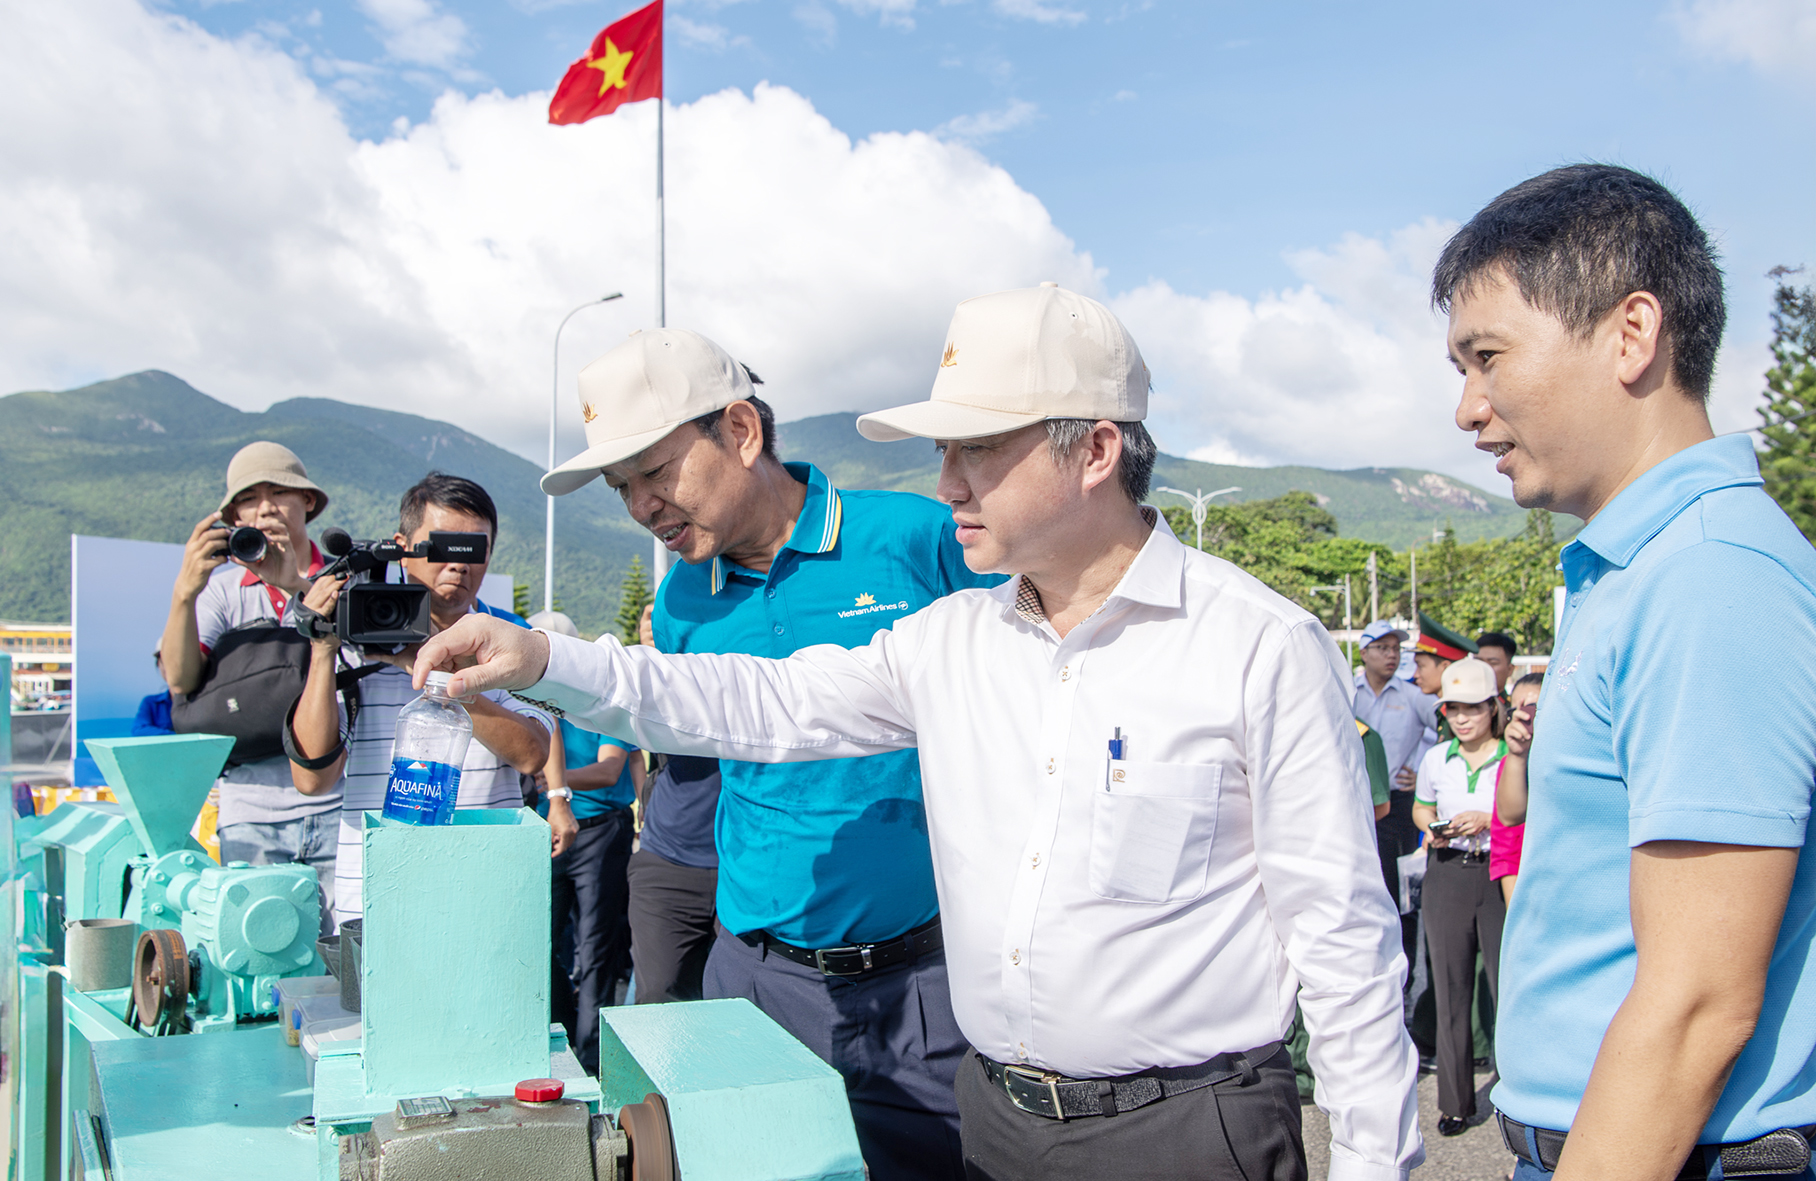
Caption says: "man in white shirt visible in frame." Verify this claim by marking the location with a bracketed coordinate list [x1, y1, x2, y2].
[1353, 619, 1439, 965]
[415, 285, 1423, 1181]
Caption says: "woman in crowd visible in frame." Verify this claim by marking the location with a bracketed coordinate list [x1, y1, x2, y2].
[1491, 672, 1544, 902]
[1413, 656, 1508, 1137]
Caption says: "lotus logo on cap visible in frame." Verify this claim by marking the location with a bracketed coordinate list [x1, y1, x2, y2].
[581, 403, 598, 423]
[940, 343, 959, 368]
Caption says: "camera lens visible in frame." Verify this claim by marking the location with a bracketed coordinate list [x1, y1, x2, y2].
[365, 596, 407, 630]
[227, 526, 268, 563]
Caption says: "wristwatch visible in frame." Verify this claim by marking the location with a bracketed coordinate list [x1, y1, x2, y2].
[547, 787, 573, 801]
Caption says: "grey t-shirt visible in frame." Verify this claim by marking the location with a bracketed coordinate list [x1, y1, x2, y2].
[193, 555, 343, 828]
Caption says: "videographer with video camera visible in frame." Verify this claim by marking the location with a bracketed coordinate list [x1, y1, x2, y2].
[158, 441, 343, 918]
[287, 473, 557, 927]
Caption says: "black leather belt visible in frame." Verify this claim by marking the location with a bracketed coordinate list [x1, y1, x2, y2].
[1499, 1113, 1816, 1178]
[978, 1042, 1282, 1121]
[573, 806, 631, 831]
[735, 917, 942, 977]
[1432, 847, 1491, 865]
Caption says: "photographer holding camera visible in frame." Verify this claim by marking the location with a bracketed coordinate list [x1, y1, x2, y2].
[287, 472, 557, 927]
[159, 441, 343, 912]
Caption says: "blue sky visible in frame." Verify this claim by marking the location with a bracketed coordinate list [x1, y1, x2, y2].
[166, 0, 1813, 317]
[7, 0, 1811, 487]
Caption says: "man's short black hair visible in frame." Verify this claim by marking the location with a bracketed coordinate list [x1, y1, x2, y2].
[1476, 631, 1518, 658]
[1431, 164, 1727, 401]
[1513, 671, 1545, 694]
[690, 393, 779, 461]
[399, 471, 499, 539]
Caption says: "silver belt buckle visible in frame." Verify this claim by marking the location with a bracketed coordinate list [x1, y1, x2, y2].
[1004, 1064, 1067, 1121]
[811, 944, 872, 975]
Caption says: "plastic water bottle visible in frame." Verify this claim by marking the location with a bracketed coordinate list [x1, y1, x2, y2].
[381, 672, 473, 826]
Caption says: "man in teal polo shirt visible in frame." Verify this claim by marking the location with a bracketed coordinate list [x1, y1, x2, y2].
[1439, 164, 1816, 1179]
[539, 327, 1000, 1181]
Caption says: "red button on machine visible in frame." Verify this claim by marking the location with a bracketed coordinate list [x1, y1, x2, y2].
[514, 1078, 565, 1103]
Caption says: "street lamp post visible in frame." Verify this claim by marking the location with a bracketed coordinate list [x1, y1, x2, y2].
[1310, 577, 1355, 661]
[547, 293, 623, 615]
[1153, 486, 1242, 551]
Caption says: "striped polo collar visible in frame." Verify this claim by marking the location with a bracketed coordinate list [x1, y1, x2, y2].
[708, 461, 844, 595]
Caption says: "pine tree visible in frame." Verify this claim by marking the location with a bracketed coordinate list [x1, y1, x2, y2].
[615, 558, 653, 644]
[512, 581, 531, 619]
[1758, 267, 1816, 541]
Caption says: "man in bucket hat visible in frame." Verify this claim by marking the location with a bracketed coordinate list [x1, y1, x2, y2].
[158, 441, 342, 922]
[544, 327, 1001, 1181]
[417, 287, 1422, 1181]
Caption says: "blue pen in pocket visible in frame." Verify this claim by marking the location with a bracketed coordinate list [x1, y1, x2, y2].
[1106, 728, 1127, 790]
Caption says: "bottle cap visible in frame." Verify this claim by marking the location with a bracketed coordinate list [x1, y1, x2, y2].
[424, 671, 453, 695]
[514, 1078, 564, 1103]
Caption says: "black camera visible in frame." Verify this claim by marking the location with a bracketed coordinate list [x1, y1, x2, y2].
[212, 523, 269, 564]
[315, 527, 490, 648]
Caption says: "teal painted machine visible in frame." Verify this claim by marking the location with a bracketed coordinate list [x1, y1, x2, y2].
[15, 734, 866, 1181]
[97, 735, 325, 1033]
[8, 734, 328, 1180]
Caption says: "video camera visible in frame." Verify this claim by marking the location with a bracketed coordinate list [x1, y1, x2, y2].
[312, 526, 490, 648]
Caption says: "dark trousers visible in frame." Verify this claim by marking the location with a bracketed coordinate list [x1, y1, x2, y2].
[626, 847, 717, 1003]
[704, 926, 966, 1181]
[955, 1045, 1306, 1181]
[1376, 790, 1421, 973]
[1422, 850, 1504, 1119]
[551, 807, 633, 1072]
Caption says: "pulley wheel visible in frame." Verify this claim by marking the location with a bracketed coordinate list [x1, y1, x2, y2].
[618, 1092, 677, 1181]
[132, 928, 190, 1034]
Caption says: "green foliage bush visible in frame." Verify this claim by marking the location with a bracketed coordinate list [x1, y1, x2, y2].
[1164, 494, 1564, 654]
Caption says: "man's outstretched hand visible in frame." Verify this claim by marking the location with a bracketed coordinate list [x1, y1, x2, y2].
[412, 615, 553, 698]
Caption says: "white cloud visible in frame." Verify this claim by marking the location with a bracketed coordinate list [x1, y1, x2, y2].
[357, 0, 468, 68]
[671, 15, 740, 50]
[16, 0, 1750, 500]
[0, 0, 1092, 472]
[835, 0, 918, 29]
[992, 0, 1086, 26]
[934, 98, 1039, 143]
[1110, 220, 1508, 488]
[793, 1, 839, 41]
[1672, 0, 1816, 77]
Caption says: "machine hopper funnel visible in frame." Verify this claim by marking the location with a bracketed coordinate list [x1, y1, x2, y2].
[86, 735, 233, 859]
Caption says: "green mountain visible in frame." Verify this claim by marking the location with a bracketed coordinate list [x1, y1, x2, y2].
[0, 373, 1561, 628]
[0, 371, 648, 631]
[776, 413, 1567, 548]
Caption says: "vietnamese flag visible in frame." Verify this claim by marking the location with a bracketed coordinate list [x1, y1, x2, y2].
[549, 0, 663, 125]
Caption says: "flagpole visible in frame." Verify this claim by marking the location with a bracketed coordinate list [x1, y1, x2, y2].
[664, 90, 671, 330]
[650, 44, 673, 584]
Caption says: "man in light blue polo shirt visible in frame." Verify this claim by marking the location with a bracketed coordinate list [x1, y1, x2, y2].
[1438, 163, 1816, 1180]
[539, 327, 1001, 1181]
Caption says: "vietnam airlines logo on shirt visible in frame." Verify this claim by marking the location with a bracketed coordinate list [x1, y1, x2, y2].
[838, 591, 909, 619]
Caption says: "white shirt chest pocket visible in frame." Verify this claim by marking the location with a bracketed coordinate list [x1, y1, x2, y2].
[1089, 760, 1223, 904]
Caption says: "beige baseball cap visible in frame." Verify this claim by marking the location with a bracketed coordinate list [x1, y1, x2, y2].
[542, 328, 756, 497]
[1439, 657, 1501, 705]
[219, 441, 328, 521]
[856, 282, 1149, 443]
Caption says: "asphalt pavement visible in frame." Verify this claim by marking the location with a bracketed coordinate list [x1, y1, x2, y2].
[1303, 1065, 1513, 1181]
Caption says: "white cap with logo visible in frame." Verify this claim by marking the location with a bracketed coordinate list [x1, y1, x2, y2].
[1438, 657, 1501, 705]
[542, 328, 756, 497]
[856, 282, 1149, 443]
